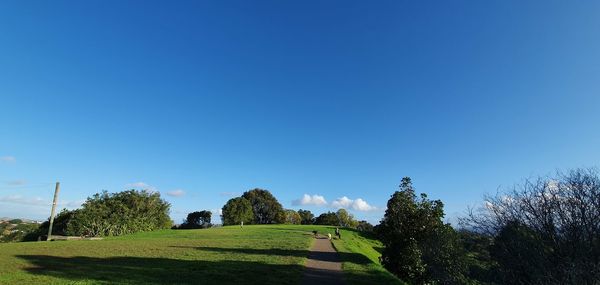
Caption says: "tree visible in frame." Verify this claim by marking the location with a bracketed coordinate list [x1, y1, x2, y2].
[37, 209, 77, 237]
[356, 220, 374, 232]
[335, 209, 358, 228]
[179, 210, 212, 229]
[284, 209, 302, 224]
[242, 189, 285, 224]
[462, 168, 600, 284]
[314, 212, 339, 226]
[378, 177, 468, 284]
[298, 209, 315, 225]
[221, 197, 253, 226]
[67, 190, 172, 237]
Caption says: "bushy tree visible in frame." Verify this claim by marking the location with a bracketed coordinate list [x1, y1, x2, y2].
[242, 189, 285, 224]
[179, 210, 212, 229]
[334, 209, 359, 228]
[221, 197, 254, 226]
[378, 177, 468, 284]
[298, 209, 315, 225]
[284, 209, 302, 224]
[67, 190, 172, 237]
[356, 220, 374, 232]
[36, 208, 77, 237]
[314, 211, 339, 226]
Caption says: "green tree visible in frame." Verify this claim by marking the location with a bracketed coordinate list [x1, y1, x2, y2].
[35, 208, 77, 238]
[180, 210, 212, 229]
[284, 209, 302, 224]
[314, 212, 339, 226]
[242, 189, 285, 224]
[356, 220, 374, 232]
[221, 197, 254, 226]
[336, 208, 359, 228]
[378, 177, 468, 284]
[298, 209, 315, 225]
[68, 190, 172, 237]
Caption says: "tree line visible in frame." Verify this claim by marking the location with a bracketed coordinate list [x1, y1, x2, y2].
[13, 167, 600, 285]
[377, 168, 600, 285]
[220, 188, 373, 230]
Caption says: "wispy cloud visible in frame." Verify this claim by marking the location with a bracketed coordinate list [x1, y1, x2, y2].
[331, 196, 377, 212]
[166, 189, 185, 197]
[6, 180, 27, 186]
[0, 156, 16, 163]
[292, 194, 328, 206]
[61, 200, 85, 208]
[0, 195, 84, 209]
[125, 182, 158, 193]
[219, 192, 240, 198]
[0, 195, 46, 206]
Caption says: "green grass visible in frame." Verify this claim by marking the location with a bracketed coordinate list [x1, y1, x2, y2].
[331, 228, 406, 285]
[0, 225, 401, 284]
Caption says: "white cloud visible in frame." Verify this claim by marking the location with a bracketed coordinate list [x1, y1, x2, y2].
[0, 156, 16, 163]
[352, 198, 376, 211]
[292, 194, 328, 206]
[166, 189, 185, 197]
[331, 196, 353, 208]
[331, 196, 377, 212]
[125, 182, 158, 193]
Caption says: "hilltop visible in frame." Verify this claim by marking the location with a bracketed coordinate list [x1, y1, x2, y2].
[0, 225, 402, 285]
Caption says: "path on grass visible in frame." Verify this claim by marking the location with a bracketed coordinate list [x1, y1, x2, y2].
[301, 236, 345, 285]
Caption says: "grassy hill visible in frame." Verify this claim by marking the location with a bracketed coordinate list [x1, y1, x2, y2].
[0, 225, 403, 285]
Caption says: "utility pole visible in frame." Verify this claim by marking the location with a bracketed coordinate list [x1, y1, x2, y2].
[47, 182, 60, 241]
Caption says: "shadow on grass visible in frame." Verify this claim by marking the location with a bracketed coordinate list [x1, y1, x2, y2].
[16, 255, 305, 285]
[170, 245, 372, 264]
[15, 254, 385, 285]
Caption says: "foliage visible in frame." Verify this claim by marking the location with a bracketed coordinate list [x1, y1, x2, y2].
[221, 197, 254, 226]
[314, 211, 339, 226]
[457, 230, 494, 283]
[284, 209, 302, 224]
[336, 209, 354, 227]
[297, 209, 315, 225]
[67, 190, 172, 237]
[35, 209, 77, 238]
[242, 189, 285, 224]
[178, 211, 212, 229]
[356, 221, 374, 233]
[0, 222, 39, 243]
[462, 168, 600, 284]
[377, 177, 468, 284]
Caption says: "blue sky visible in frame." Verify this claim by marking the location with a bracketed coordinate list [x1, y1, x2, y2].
[1, 1, 599, 224]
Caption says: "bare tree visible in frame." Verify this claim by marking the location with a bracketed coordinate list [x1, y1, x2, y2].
[461, 168, 600, 284]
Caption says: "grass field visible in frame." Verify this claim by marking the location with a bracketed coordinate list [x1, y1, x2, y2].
[332, 228, 405, 285]
[0, 225, 401, 284]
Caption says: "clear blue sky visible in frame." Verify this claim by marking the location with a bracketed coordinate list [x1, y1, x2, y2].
[1, 1, 599, 224]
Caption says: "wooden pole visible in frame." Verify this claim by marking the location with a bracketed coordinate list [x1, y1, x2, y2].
[47, 182, 60, 241]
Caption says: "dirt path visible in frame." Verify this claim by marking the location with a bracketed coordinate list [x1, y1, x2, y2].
[301, 236, 345, 285]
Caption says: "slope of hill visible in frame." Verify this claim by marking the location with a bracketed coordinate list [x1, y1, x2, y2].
[0, 225, 402, 284]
